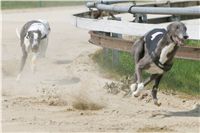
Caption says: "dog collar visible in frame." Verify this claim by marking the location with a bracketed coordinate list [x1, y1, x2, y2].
[151, 52, 173, 72]
[170, 36, 178, 45]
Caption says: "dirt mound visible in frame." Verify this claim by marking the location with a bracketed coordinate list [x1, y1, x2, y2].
[36, 87, 68, 106]
[103, 76, 133, 96]
[71, 84, 106, 110]
[72, 97, 104, 110]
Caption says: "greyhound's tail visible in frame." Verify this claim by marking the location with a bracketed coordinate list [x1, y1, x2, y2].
[16, 27, 20, 39]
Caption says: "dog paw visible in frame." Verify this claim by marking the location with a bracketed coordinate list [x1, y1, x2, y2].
[130, 83, 137, 92]
[153, 99, 161, 106]
[132, 83, 144, 97]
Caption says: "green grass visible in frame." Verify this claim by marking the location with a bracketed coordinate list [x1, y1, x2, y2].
[1, 1, 85, 10]
[186, 40, 200, 47]
[92, 49, 200, 96]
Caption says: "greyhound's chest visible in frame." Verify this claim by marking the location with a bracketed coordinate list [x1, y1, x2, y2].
[159, 43, 176, 64]
[146, 63, 164, 74]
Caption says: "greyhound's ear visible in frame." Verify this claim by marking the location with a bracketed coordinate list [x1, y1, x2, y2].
[167, 23, 173, 32]
[166, 23, 176, 37]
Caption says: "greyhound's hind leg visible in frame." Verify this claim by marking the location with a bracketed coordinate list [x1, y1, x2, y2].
[133, 37, 145, 64]
[132, 55, 152, 97]
[132, 37, 145, 81]
[131, 65, 145, 97]
[130, 37, 145, 95]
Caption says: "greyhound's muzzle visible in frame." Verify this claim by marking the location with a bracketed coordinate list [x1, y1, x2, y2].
[175, 34, 189, 46]
[183, 35, 189, 40]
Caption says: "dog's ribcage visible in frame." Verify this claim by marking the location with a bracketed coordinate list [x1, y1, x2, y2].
[145, 29, 176, 74]
[146, 63, 163, 74]
[146, 43, 175, 74]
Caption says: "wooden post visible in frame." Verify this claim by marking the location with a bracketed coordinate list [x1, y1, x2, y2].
[110, 17, 122, 67]
[39, 0, 42, 7]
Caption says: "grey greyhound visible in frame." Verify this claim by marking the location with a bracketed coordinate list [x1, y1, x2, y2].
[130, 21, 188, 105]
[16, 19, 51, 81]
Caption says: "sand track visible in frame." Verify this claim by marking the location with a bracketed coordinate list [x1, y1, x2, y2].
[2, 6, 200, 132]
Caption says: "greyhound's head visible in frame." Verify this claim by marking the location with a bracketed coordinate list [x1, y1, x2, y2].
[26, 30, 42, 52]
[167, 22, 189, 46]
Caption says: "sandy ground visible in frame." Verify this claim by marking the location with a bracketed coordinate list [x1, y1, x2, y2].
[2, 6, 200, 132]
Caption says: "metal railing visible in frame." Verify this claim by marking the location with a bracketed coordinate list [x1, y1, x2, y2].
[86, 0, 200, 15]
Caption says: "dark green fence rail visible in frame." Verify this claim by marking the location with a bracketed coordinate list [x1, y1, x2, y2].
[1, 1, 85, 10]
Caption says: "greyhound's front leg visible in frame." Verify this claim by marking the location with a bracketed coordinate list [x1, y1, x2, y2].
[31, 52, 39, 73]
[132, 74, 158, 97]
[16, 51, 27, 81]
[152, 74, 163, 106]
[39, 38, 48, 58]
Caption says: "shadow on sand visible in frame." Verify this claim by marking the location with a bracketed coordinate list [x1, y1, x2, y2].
[165, 105, 200, 117]
[152, 104, 200, 118]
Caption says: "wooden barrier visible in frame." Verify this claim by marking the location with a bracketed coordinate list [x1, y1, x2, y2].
[89, 31, 200, 61]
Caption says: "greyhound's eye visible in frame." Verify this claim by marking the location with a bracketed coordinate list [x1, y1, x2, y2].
[27, 36, 32, 39]
[29, 36, 34, 39]
[26, 36, 29, 39]
[176, 26, 179, 29]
